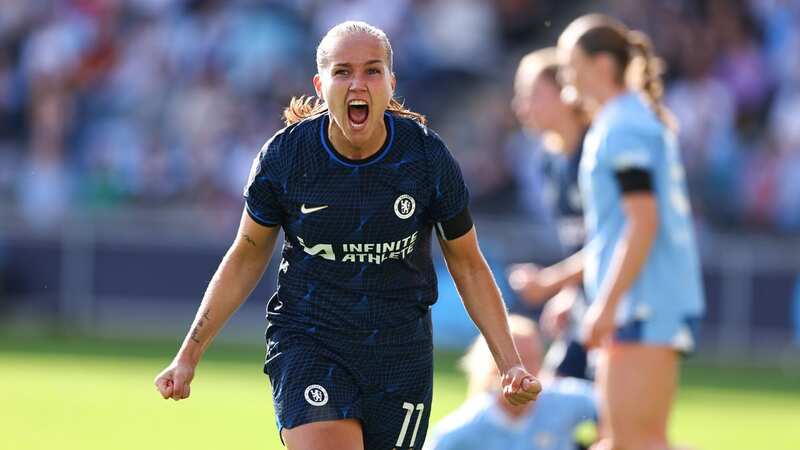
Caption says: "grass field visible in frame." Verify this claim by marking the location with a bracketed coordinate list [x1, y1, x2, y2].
[1, 336, 798, 450]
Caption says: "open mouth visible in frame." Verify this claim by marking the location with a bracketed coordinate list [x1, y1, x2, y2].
[347, 100, 369, 129]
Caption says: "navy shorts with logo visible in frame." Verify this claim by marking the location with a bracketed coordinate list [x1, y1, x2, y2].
[264, 312, 433, 450]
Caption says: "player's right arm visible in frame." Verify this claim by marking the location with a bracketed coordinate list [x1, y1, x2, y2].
[154, 210, 280, 401]
[507, 250, 584, 304]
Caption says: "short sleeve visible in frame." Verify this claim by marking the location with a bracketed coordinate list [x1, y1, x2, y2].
[602, 126, 655, 172]
[426, 132, 469, 223]
[243, 139, 284, 226]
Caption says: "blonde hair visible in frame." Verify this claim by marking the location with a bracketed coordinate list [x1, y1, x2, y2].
[316, 21, 394, 72]
[460, 315, 541, 397]
[516, 47, 590, 152]
[517, 47, 560, 88]
[283, 21, 426, 126]
[560, 14, 676, 130]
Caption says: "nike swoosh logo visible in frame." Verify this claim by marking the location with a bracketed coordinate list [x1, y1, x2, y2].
[301, 204, 329, 214]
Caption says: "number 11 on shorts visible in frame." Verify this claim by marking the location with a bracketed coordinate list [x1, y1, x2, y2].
[395, 402, 425, 448]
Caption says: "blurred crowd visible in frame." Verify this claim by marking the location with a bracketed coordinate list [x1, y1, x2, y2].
[609, 0, 800, 232]
[1, 0, 798, 233]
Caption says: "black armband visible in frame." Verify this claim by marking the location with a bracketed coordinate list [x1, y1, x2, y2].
[435, 207, 473, 241]
[614, 168, 653, 193]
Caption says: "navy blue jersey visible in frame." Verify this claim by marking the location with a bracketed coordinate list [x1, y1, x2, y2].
[546, 134, 586, 254]
[541, 135, 592, 381]
[244, 112, 469, 333]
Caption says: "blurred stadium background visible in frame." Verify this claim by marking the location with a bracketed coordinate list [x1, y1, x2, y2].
[1, 0, 799, 449]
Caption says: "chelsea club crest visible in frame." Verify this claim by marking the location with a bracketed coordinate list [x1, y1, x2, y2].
[394, 194, 415, 219]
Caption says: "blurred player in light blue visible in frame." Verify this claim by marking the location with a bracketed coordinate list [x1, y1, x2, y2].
[553, 14, 705, 450]
[425, 315, 596, 450]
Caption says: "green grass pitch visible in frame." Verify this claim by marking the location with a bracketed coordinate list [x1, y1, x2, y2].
[1, 337, 798, 450]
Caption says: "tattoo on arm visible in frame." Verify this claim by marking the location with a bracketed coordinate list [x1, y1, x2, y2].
[190, 309, 211, 344]
[242, 234, 256, 247]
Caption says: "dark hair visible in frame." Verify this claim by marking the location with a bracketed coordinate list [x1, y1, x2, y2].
[565, 14, 676, 130]
[283, 21, 426, 126]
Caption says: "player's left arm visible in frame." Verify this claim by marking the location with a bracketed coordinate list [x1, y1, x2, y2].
[583, 180, 659, 348]
[438, 227, 541, 405]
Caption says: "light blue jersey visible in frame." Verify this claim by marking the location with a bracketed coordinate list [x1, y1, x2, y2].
[579, 92, 705, 350]
[424, 378, 596, 450]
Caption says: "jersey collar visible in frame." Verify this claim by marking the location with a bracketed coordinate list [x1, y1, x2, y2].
[320, 112, 395, 168]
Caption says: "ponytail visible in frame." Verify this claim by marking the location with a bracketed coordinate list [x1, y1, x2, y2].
[283, 95, 427, 126]
[283, 96, 326, 125]
[563, 14, 678, 130]
[626, 30, 677, 130]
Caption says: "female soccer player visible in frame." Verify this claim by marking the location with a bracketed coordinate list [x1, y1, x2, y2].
[507, 47, 592, 380]
[153, 21, 540, 450]
[555, 14, 705, 450]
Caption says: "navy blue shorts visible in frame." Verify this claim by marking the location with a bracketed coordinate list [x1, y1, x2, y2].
[264, 313, 433, 450]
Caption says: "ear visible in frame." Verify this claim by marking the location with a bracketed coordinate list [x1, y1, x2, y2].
[390, 72, 397, 93]
[312, 74, 323, 99]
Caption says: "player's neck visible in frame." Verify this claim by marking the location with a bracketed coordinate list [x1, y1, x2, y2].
[553, 117, 585, 155]
[328, 120, 387, 160]
[593, 84, 627, 111]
